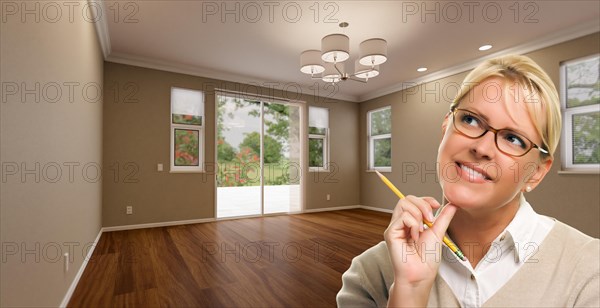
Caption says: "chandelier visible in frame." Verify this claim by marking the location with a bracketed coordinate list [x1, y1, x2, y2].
[300, 22, 387, 83]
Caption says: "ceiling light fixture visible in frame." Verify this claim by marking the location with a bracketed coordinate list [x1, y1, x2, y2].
[417, 67, 428, 72]
[479, 44, 493, 51]
[300, 22, 387, 84]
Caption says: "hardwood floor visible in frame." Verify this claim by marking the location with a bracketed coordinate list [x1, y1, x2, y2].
[68, 209, 391, 307]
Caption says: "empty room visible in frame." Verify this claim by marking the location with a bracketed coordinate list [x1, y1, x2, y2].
[1, 1, 599, 307]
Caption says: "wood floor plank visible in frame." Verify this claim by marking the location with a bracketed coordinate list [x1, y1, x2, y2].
[111, 288, 160, 308]
[168, 224, 239, 289]
[146, 228, 206, 307]
[68, 209, 390, 307]
[68, 253, 118, 308]
[113, 230, 157, 295]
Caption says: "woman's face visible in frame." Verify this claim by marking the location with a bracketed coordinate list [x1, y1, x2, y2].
[437, 77, 552, 211]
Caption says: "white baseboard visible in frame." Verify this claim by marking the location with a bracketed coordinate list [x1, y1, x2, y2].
[360, 205, 394, 214]
[303, 205, 360, 213]
[103, 206, 391, 232]
[102, 206, 388, 232]
[60, 228, 103, 308]
[303, 205, 394, 214]
[102, 217, 216, 232]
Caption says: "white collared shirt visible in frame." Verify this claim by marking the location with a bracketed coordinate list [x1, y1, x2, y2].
[438, 194, 555, 307]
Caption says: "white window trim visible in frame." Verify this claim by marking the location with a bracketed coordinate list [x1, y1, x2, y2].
[309, 129, 329, 172]
[559, 55, 600, 173]
[170, 87, 205, 173]
[367, 106, 392, 172]
[308, 106, 330, 172]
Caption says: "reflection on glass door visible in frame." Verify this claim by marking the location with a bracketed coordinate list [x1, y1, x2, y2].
[263, 102, 301, 214]
[216, 94, 302, 218]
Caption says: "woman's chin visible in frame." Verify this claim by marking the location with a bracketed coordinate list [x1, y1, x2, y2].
[443, 184, 483, 209]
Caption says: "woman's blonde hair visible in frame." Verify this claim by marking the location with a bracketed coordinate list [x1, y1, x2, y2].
[450, 54, 561, 159]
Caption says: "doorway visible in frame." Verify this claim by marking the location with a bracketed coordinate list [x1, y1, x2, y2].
[216, 93, 302, 218]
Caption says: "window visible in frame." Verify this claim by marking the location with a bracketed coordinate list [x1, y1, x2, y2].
[170, 87, 204, 172]
[560, 55, 600, 172]
[308, 106, 329, 171]
[368, 106, 392, 171]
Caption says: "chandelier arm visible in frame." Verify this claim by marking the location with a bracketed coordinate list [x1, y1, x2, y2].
[348, 69, 374, 78]
[333, 62, 344, 75]
[347, 76, 368, 83]
[349, 67, 377, 78]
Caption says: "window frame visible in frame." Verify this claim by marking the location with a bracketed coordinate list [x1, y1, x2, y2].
[308, 106, 330, 172]
[367, 106, 392, 172]
[559, 54, 600, 173]
[170, 87, 205, 173]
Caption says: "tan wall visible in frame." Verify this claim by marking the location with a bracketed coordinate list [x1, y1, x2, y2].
[0, 6, 104, 307]
[102, 63, 360, 227]
[360, 33, 600, 238]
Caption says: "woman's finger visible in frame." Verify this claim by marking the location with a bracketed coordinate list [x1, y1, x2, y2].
[399, 198, 424, 231]
[386, 210, 422, 242]
[405, 195, 435, 223]
[390, 199, 404, 222]
[430, 204, 457, 240]
[399, 212, 421, 241]
[422, 197, 441, 209]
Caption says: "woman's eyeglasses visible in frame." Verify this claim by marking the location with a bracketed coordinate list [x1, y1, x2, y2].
[450, 106, 548, 157]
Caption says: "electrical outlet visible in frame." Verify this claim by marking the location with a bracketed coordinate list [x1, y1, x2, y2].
[326, 194, 331, 201]
[157, 163, 163, 172]
[126, 206, 133, 215]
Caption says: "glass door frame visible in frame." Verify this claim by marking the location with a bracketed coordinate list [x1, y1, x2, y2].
[213, 90, 305, 220]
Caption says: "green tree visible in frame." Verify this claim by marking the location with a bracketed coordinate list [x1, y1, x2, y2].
[248, 102, 291, 145]
[567, 57, 600, 108]
[216, 96, 238, 163]
[371, 108, 392, 167]
[217, 97, 297, 186]
[371, 108, 391, 135]
[573, 112, 600, 164]
[217, 138, 236, 162]
[566, 56, 599, 165]
[374, 139, 391, 167]
[309, 139, 324, 167]
[239, 132, 283, 164]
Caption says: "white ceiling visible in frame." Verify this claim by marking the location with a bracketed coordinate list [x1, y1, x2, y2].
[100, 0, 600, 102]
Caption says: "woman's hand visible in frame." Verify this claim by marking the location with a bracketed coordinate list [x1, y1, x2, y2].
[384, 196, 457, 307]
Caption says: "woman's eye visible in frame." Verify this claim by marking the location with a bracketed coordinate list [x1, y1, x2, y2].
[461, 114, 480, 127]
[505, 133, 527, 149]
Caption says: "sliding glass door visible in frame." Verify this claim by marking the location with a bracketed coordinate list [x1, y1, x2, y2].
[216, 94, 302, 218]
[263, 102, 301, 214]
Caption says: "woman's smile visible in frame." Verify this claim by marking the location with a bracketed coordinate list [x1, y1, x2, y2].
[455, 162, 493, 183]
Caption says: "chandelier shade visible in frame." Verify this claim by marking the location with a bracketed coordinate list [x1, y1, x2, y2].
[321, 34, 350, 63]
[300, 22, 386, 84]
[322, 62, 344, 83]
[300, 50, 325, 75]
[359, 38, 388, 66]
[354, 60, 380, 79]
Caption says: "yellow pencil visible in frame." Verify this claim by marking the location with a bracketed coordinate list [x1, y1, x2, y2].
[375, 170, 466, 261]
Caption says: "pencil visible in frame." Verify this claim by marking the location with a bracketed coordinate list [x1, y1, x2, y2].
[374, 171, 466, 261]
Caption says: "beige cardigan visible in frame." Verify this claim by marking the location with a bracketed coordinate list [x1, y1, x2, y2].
[337, 221, 599, 307]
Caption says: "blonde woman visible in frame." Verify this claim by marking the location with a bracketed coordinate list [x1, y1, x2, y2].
[337, 55, 599, 307]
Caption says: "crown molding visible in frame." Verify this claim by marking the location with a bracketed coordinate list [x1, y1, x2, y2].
[106, 52, 360, 102]
[358, 20, 600, 102]
[89, 0, 111, 59]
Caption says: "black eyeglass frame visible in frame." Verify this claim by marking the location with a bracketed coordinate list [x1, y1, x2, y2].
[450, 106, 549, 157]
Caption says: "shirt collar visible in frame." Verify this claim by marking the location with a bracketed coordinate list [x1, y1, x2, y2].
[496, 194, 539, 263]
